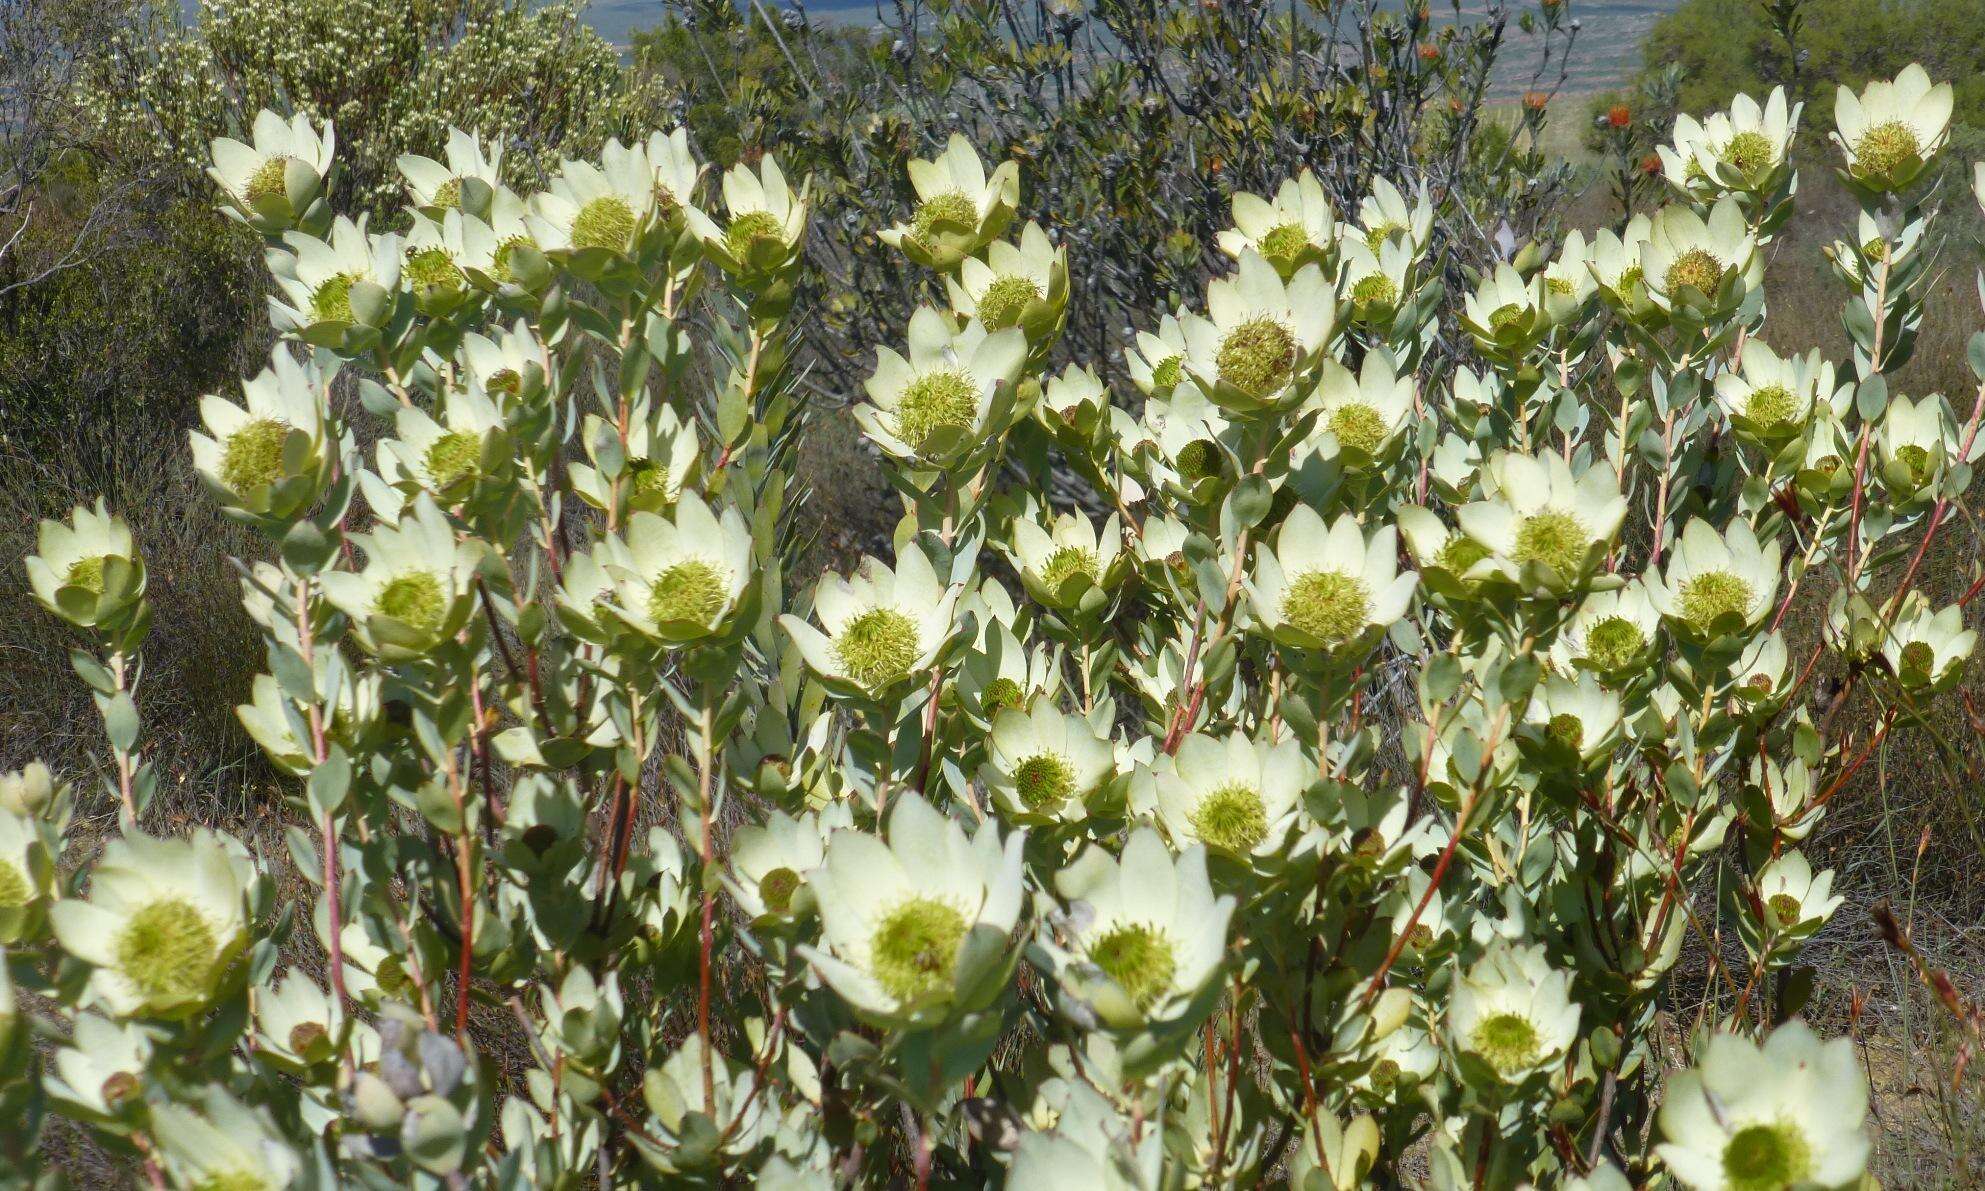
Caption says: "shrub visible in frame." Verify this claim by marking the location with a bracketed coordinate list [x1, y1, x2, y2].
[5, 53, 1985, 1191]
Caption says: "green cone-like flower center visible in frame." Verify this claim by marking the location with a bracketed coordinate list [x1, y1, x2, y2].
[0, 860, 34, 908]
[1722, 1121, 1813, 1191]
[1546, 712, 1585, 752]
[1351, 273, 1398, 308]
[1616, 264, 1644, 294]
[1744, 383, 1798, 429]
[404, 246, 463, 294]
[758, 866, 801, 915]
[1370, 1058, 1401, 1090]
[1546, 276, 1575, 296]
[1722, 130, 1775, 177]
[981, 676, 1025, 713]
[894, 370, 979, 454]
[116, 896, 219, 1003]
[1895, 443, 1932, 483]
[975, 274, 1041, 330]
[834, 607, 921, 689]
[912, 190, 978, 241]
[1283, 570, 1372, 646]
[432, 177, 462, 210]
[870, 896, 969, 1001]
[1258, 222, 1312, 265]
[1854, 120, 1920, 178]
[492, 236, 535, 283]
[1436, 536, 1491, 575]
[244, 155, 295, 204]
[1766, 892, 1803, 929]
[1088, 922, 1176, 1009]
[424, 430, 481, 487]
[1175, 439, 1222, 482]
[1150, 355, 1184, 390]
[192, 1170, 273, 1191]
[648, 559, 728, 627]
[628, 459, 672, 499]
[1363, 223, 1397, 253]
[1328, 402, 1388, 456]
[1513, 509, 1590, 576]
[288, 1021, 327, 1055]
[312, 272, 361, 325]
[485, 368, 522, 398]
[67, 556, 108, 594]
[221, 418, 293, 492]
[1216, 317, 1297, 397]
[725, 209, 787, 260]
[1012, 752, 1076, 812]
[1861, 237, 1889, 264]
[100, 1070, 140, 1109]
[1471, 1011, 1541, 1075]
[1899, 639, 1935, 674]
[1679, 570, 1753, 632]
[572, 194, 637, 252]
[1665, 248, 1724, 297]
[1192, 782, 1269, 853]
[375, 570, 447, 633]
[1584, 615, 1644, 671]
[1039, 545, 1100, 592]
[1487, 303, 1527, 332]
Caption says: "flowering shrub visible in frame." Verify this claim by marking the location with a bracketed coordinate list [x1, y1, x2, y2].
[5, 59, 1984, 1189]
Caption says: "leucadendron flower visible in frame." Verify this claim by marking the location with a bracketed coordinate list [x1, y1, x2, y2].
[635, 1035, 775, 1177]
[0, 807, 56, 943]
[208, 109, 335, 236]
[379, 383, 509, 501]
[1005, 508, 1126, 612]
[44, 1012, 152, 1119]
[1124, 310, 1192, 399]
[946, 221, 1069, 350]
[1448, 942, 1580, 1085]
[880, 134, 1021, 270]
[459, 193, 545, 295]
[318, 498, 482, 659]
[1833, 64, 1953, 191]
[1353, 176, 1434, 256]
[1246, 506, 1415, 656]
[1651, 518, 1782, 644]
[153, 1089, 304, 1191]
[982, 702, 1115, 824]
[1462, 262, 1555, 355]
[1217, 169, 1336, 278]
[1585, 214, 1656, 318]
[1660, 88, 1798, 198]
[24, 500, 146, 631]
[1877, 392, 1966, 499]
[1712, 339, 1839, 447]
[1640, 198, 1762, 316]
[397, 126, 506, 219]
[802, 794, 1024, 1025]
[399, 212, 475, 316]
[1047, 829, 1234, 1039]
[266, 215, 402, 345]
[528, 138, 671, 271]
[1880, 597, 1976, 693]
[1151, 731, 1308, 863]
[1306, 353, 1414, 466]
[1456, 452, 1627, 593]
[855, 306, 1028, 467]
[1553, 581, 1661, 677]
[1743, 850, 1842, 956]
[1519, 673, 1625, 770]
[687, 155, 809, 278]
[572, 396, 701, 515]
[49, 828, 255, 1018]
[781, 546, 961, 697]
[1137, 383, 1236, 504]
[597, 494, 754, 644]
[1337, 235, 1417, 328]
[253, 970, 349, 1074]
[191, 347, 336, 522]
[725, 805, 848, 923]
[1656, 1020, 1869, 1191]
[1179, 251, 1335, 412]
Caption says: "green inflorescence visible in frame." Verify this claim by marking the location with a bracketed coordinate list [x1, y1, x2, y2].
[116, 897, 219, 1004]
[1854, 120, 1921, 178]
[1436, 536, 1492, 576]
[981, 676, 1025, 713]
[1471, 1011, 1542, 1075]
[1583, 616, 1645, 671]
[1328, 402, 1389, 456]
[1679, 570, 1754, 633]
[1088, 922, 1177, 1010]
[423, 430, 482, 488]
[571, 194, 637, 252]
[432, 177, 462, 210]
[834, 607, 922, 689]
[221, 418, 293, 492]
[1767, 892, 1804, 930]
[1721, 1121, 1814, 1191]
[375, 570, 448, 633]
[312, 272, 361, 325]
[0, 860, 34, 908]
[288, 1021, 327, 1056]
[1351, 273, 1399, 309]
[1363, 223, 1396, 253]
[1546, 712, 1585, 753]
[894, 371, 980, 454]
[1895, 443, 1932, 484]
[1282, 570, 1371, 646]
[870, 896, 969, 1002]
[1744, 384, 1799, 429]
[975, 274, 1042, 330]
[1150, 355, 1184, 390]
[244, 155, 295, 204]
[628, 459, 672, 500]
[404, 246, 463, 294]
[647, 559, 729, 627]
[1899, 639, 1936, 675]
[1192, 782, 1269, 853]
[1215, 317, 1297, 397]
[1258, 222, 1312, 265]
[192, 1170, 277, 1191]
[912, 191, 979, 242]
[1039, 545, 1100, 592]
[1616, 264, 1644, 294]
[1487, 303, 1527, 332]
[1722, 130, 1776, 177]
[725, 210, 787, 260]
[758, 867, 802, 915]
[1174, 439, 1222, 483]
[1665, 248, 1724, 297]
[1012, 753, 1076, 812]
[1545, 276, 1575, 296]
[1512, 509, 1590, 576]
[484, 368, 522, 398]
[67, 556, 107, 595]
[492, 236, 535, 283]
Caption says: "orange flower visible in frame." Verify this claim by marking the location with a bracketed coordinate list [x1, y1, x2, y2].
[1607, 104, 1632, 129]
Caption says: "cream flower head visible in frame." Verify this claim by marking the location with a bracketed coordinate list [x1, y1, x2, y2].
[1218, 168, 1337, 278]
[781, 546, 962, 696]
[1456, 451, 1627, 592]
[267, 215, 402, 341]
[855, 306, 1028, 467]
[599, 494, 754, 644]
[1713, 339, 1839, 445]
[1640, 198, 1761, 315]
[687, 154, 810, 277]
[1179, 251, 1336, 412]
[1448, 942, 1580, 1084]
[1660, 87, 1798, 197]
[397, 126, 505, 218]
[1306, 353, 1414, 465]
[191, 347, 333, 521]
[318, 497, 482, 659]
[1651, 518, 1782, 643]
[1152, 731, 1308, 862]
[983, 702, 1115, 825]
[1833, 64, 1953, 191]
[946, 221, 1069, 348]
[1246, 506, 1415, 655]
[880, 134, 1021, 270]
[208, 109, 335, 235]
